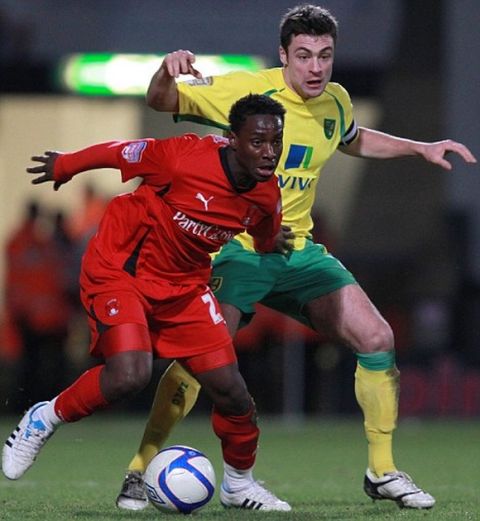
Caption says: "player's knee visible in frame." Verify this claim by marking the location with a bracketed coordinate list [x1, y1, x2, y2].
[197, 364, 252, 415]
[211, 380, 251, 416]
[121, 367, 150, 396]
[363, 322, 395, 353]
[227, 385, 252, 415]
[105, 357, 152, 399]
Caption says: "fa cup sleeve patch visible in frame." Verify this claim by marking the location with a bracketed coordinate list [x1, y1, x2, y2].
[121, 141, 148, 163]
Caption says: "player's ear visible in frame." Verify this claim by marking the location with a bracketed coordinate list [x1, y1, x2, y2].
[279, 45, 288, 66]
[228, 131, 237, 150]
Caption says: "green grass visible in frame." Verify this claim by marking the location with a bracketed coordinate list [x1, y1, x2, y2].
[0, 415, 478, 520]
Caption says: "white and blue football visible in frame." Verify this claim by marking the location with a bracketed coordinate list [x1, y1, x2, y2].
[144, 445, 216, 514]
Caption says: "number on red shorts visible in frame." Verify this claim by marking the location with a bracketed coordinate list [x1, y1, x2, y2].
[201, 291, 224, 325]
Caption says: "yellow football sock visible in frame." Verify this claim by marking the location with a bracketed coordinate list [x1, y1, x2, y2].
[127, 361, 201, 473]
[355, 358, 399, 477]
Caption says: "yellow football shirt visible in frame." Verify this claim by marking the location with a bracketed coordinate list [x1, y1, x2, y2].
[177, 67, 357, 250]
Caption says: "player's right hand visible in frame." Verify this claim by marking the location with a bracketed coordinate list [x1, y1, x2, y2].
[27, 151, 64, 191]
[274, 225, 295, 255]
[162, 50, 203, 79]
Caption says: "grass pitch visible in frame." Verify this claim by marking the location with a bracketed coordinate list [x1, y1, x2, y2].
[0, 414, 478, 520]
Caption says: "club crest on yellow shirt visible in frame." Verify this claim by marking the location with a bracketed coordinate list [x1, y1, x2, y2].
[324, 118, 336, 139]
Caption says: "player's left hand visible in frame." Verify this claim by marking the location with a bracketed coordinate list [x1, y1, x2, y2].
[27, 151, 64, 190]
[421, 140, 477, 170]
[274, 225, 295, 254]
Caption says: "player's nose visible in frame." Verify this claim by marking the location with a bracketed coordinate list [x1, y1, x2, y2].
[310, 58, 322, 73]
[262, 143, 276, 159]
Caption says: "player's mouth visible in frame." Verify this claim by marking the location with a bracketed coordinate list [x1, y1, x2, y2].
[255, 164, 276, 179]
[306, 78, 323, 89]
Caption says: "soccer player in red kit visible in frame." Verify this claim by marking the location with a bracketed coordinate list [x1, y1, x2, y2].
[2, 94, 293, 511]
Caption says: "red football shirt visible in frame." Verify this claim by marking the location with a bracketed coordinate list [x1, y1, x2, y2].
[56, 134, 282, 298]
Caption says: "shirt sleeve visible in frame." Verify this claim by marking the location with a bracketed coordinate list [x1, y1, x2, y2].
[54, 141, 123, 183]
[54, 136, 198, 187]
[177, 70, 262, 131]
[341, 119, 359, 145]
[333, 83, 359, 146]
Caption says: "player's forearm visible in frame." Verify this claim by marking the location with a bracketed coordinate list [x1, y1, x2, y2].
[54, 141, 122, 183]
[146, 65, 179, 112]
[251, 213, 283, 253]
[344, 127, 427, 160]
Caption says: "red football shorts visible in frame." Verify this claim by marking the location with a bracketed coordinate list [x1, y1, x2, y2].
[81, 284, 236, 374]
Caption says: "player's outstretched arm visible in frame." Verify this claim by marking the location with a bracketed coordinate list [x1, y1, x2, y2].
[146, 50, 202, 112]
[342, 127, 477, 170]
[27, 141, 123, 190]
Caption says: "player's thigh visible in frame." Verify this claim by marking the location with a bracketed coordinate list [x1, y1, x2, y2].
[304, 284, 394, 352]
[211, 239, 285, 315]
[261, 241, 356, 326]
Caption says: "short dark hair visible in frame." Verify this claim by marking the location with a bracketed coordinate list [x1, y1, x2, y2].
[228, 94, 285, 134]
[280, 4, 338, 50]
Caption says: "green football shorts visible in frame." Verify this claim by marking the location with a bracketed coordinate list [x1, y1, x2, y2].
[210, 238, 357, 325]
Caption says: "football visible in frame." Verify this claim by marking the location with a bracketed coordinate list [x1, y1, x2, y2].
[144, 445, 216, 514]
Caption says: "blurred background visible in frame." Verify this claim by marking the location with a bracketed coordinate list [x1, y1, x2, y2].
[0, 0, 479, 420]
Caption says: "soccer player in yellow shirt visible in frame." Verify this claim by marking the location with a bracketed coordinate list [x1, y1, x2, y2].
[116, 4, 476, 511]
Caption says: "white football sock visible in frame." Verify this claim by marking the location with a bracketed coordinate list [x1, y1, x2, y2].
[223, 462, 254, 492]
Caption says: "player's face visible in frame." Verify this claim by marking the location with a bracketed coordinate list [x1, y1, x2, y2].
[231, 114, 283, 183]
[280, 33, 334, 100]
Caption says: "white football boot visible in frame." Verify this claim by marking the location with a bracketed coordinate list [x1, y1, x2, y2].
[2, 402, 56, 480]
[220, 480, 291, 511]
[364, 468, 435, 509]
[116, 471, 149, 511]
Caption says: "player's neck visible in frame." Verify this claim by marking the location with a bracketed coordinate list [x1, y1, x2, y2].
[221, 147, 256, 193]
